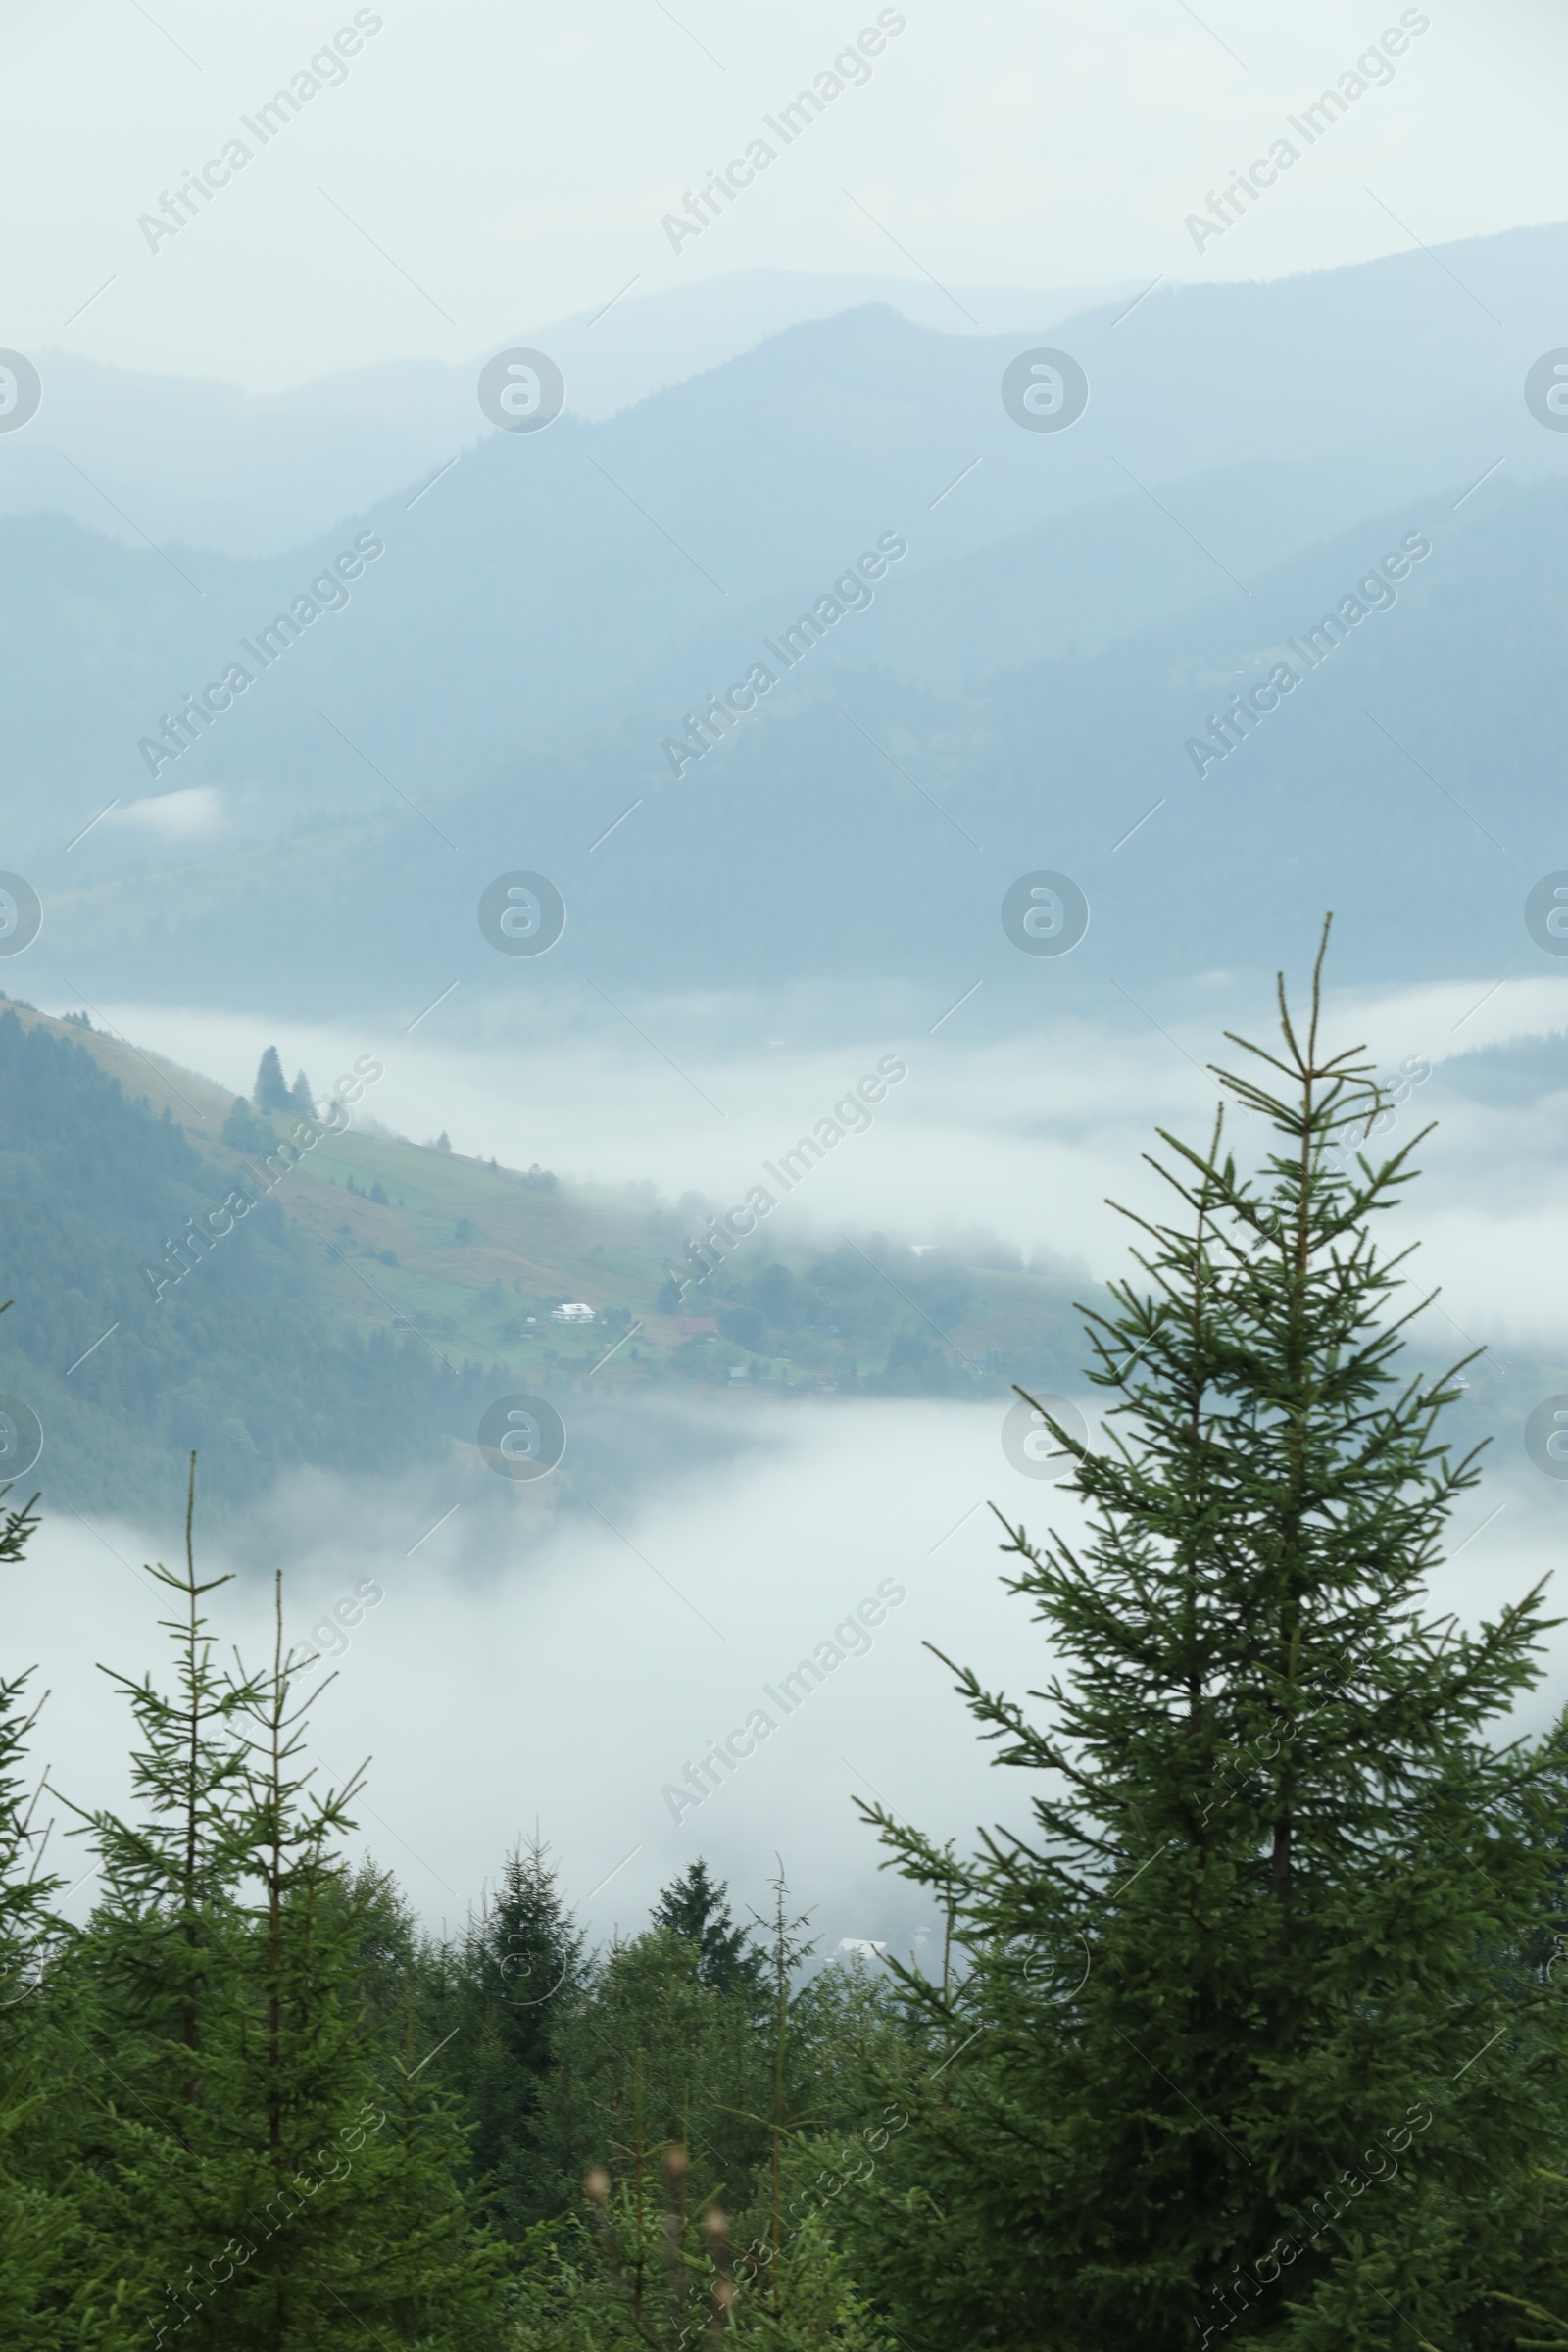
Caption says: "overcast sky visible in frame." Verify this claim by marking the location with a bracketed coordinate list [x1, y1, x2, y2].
[4, 0, 1566, 390]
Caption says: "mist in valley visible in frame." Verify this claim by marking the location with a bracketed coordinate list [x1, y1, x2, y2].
[24, 965, 1568, 1953]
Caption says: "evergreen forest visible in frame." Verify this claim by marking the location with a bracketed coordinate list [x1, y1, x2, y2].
[7, 942, 1568, 2351]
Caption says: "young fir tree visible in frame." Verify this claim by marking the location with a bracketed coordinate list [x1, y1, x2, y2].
[538, 1915, 778, 2244]
[0, 1489, 49, 1999]
[852, 926, 1568, 2352]
[528, 1868, 895, 2351]
[729, 1866, 822, 2312]
[74, 1462, 262, 2111]
[162, 1567, 502, 2348]
[78, 1472, 503, 2347]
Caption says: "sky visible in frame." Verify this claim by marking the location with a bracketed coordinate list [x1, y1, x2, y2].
[3, 0, 1566, 390]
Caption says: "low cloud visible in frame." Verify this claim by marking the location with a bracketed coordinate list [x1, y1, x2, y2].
[22, 1391, 1566, 1960]
[112, 786, 225, 839]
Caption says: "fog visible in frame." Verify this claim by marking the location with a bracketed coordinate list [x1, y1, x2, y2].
[24, 1402, 1063, 1950]
[16, 961, 1567, 1956]
[14, 975, 1568, 1954]
[82, 966, 1568, 1351]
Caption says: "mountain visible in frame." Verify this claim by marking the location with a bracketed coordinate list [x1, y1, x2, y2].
[0, 1005, 497, 1531]
[3, 224, 1568, 1030]
[2, 269, 1132, 557]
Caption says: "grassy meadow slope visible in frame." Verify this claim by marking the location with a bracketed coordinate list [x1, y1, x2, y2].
[0, 995, 1088, 1529]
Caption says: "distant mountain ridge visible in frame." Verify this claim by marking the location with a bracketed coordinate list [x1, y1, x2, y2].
[0, 268, 1134, 557]
[2, 222, 1566, 1027]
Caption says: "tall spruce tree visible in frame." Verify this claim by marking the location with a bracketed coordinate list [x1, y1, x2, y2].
[429, 1835, 589, 2234]
[853, 926, 1568, 2351]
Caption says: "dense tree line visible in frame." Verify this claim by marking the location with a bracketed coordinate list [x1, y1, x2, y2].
[0, 1450, 903, 2347]
[8, 934, 1568, 2346]
[659, 1240, 1083, 1397]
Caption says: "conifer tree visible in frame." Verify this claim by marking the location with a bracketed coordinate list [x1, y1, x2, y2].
[428, 1835, 588, 2234]
[77, 1470, 504, 2346]
[0, 1487, 49, 1995]
[853, 925, 1568, 2351]
[64, 1463, 282, 2344]
[253, 1047, 290, 1114]
[222, 1096, 271, 1152]
[654, 1860, 763, 1999]
[168, 1566, 501, 2347]
[540, 1922, 773, 2234]
[72, 1460, 263, 2124]
[0, 1475, 95, 2348]
[729, 1870, 815, 2289]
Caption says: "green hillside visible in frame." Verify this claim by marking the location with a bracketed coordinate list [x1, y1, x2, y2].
[0, 997, 1088, 1527]
[0, 1003, 507, 1531]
